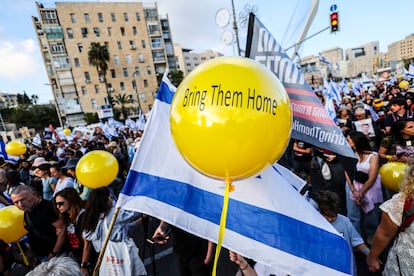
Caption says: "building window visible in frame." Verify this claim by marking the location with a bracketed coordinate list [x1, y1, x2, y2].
[91, 99, 97, 109]
[84, 13, 90, 23]
[81, 28, 88, 38]
[134, 67, 140, 76]
[50, 42, 65, 54]
[113, 55, 119, 64]
[98, 12, 103, 23]
[40, 10, 58, 24]
[117, 41, 122, 50]
[74, 58, 80, 67]
[111, 13, 116, 22]
[143, 79, 148, 88]
[81, 86, 87, 95]
[107, 27, 112, 36]
[120, 82, 125, 91]
[140, 93, 147, 102]
[123, 68, 128, 77]
[93, 27, 100, 37]
[66, 28, 73, 39]
[126, 54, 132, 64]
[123, 12, 128, 22]
[129, 40, 136, 49]
[110, 69, 116, 78]
[136, 12, 141, 21]
[95, 85, 100, 93]
[141, 40, 146, 49]
[84, 72, 90, 83]
[77, 43, 83, 53]
[104, 42, 109, 50]
[120, 27, 125, 36]
[146, 66, 152, 75]
[138, 54, 144, 63]
[70, 13, 76, 23]
[151, 37, 162, 48]
[132, 26, 137, 35]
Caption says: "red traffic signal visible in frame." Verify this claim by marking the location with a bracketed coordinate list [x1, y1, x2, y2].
[330, 12, 339, 33]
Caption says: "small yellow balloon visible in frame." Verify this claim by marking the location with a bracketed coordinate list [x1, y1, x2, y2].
[0, 205, 27, 243]
[379, 162, 407, 192]
[63, 128, 71, 135]
[76, 150, 119, 189]
[347, 82, 352, 88]
[399, 80, 409, 89]
[170, 56, 292, 181]
[5, 141, 26, 156]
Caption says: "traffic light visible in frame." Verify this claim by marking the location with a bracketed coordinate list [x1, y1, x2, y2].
[330, 12, 339, 33]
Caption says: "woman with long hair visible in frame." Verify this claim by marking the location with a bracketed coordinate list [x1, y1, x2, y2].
[367, 162, 414, 274]
[345, 131, 383, 244]
[379, 119, 414, 164]
[33, 162, 56, 201]
[80, 187, 146, 276]
[54, 188, 85, 263]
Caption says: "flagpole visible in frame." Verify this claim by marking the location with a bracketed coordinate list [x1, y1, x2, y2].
[231, 0, 241, 56]
[92, 207, 121, 276]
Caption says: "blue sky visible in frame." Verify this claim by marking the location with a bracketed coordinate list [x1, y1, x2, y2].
[0, 0, 413, 103]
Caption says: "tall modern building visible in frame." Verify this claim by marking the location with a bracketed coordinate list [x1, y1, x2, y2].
[32, 1, 175, 126]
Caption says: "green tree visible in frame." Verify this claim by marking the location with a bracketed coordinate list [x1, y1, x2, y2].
[114, 94, 134, 119]
[88, 42, 111, 107]
[84, 112, 99, 125]
[17, 91, 32, 108]
[30, 94, 39, 105]
[1, 105, 59, 131]
[156, 69, 184, 87]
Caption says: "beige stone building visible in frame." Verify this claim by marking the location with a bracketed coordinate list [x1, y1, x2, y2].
[388, 34, 414, 62]
[174, 43, 223, 76]
[32, 1, 175, 126]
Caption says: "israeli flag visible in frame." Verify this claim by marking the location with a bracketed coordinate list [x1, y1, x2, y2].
[117, 73, 352, 275]
[408, 63, 414, 78]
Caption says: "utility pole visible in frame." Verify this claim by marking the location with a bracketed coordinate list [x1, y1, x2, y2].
[132, 71, 142, 114]
[291, 0, 319, 60]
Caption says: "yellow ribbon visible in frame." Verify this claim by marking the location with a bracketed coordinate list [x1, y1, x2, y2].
[17, 241, 29, 266]
[212, 178, 232, 276]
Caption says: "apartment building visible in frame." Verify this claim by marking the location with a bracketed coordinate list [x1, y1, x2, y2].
[174, 44, 223, 76]
[32, 1, 174, 126]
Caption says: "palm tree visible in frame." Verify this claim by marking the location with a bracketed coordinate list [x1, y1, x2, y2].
[88, 42, 111, 107]
[114, 93, 134, 119]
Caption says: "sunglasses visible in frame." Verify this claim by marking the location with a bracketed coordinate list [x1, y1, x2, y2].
[56, 202, 65, 207]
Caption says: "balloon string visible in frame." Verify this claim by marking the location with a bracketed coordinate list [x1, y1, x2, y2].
[17, 241, 29, 266]
[212, 178, 232, 276]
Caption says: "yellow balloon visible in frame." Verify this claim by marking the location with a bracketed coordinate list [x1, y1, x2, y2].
[170, 56, 292, 181]
[347, 82, 352, 88]
[63, 128, 71, 135]
[76, 150, 119, 189]
[379, 162, 407, 192]
[5, 141, 26, 156]
[399, 80, 409, 89]
[0, 205, 27, 243]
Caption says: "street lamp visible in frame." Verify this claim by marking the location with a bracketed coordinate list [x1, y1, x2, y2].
[132, 71, 142, 114]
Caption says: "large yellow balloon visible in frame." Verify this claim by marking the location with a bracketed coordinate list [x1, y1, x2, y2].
[76, 150, 119, 189]
[379, 162, 407, 192]
[63, 128, 71, 135]
[399, 80, 409, 89]
[170, 56, 292, 181]
[0, 205, 27, 243]
[5, 141, 26, 156]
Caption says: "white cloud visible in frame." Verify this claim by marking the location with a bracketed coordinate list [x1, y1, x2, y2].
[0, 39, 40, 78]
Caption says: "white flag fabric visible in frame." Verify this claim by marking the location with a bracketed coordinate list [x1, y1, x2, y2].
[117, 74, 353, 275]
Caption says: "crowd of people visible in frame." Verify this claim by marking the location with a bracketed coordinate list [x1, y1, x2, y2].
[1, 77, 414, 275]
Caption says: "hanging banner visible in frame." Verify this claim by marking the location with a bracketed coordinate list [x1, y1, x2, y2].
[245, 13, 355, 158]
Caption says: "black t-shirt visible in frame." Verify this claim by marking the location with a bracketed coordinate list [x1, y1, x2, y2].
[293, 140, 312, 161]
[24, 200, 60, 257]
[172, 227, 208, 260]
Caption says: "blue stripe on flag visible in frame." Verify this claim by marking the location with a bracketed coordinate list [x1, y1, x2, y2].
[122, 170, 351, 274]
[156, 81, 174, 104]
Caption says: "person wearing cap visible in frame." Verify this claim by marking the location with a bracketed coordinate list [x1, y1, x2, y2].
[384, 97, 414, 135]
[63, 158, 92, 201]
[372, 98, 386, 133]
[33, 162, 56, 201]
